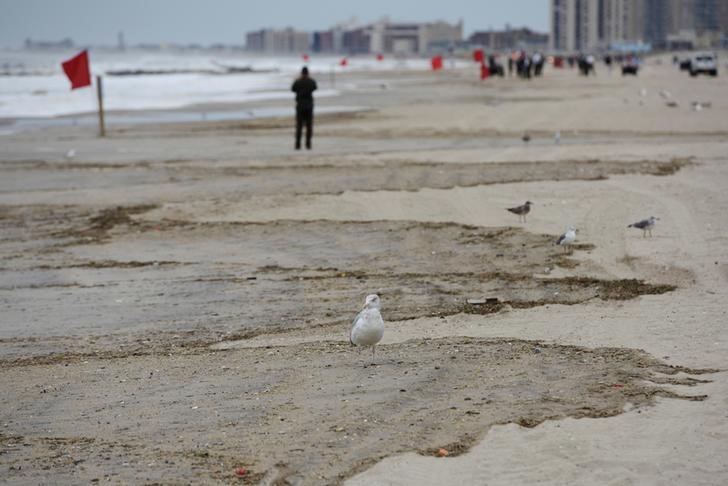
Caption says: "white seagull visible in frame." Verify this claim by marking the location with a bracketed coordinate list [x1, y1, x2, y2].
[350, 294, 385, 357]
[555, 226, 577, 253]
[628, 216, 658, 238]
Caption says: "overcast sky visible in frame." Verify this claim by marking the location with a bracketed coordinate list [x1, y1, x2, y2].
[0, 0, 548, 47]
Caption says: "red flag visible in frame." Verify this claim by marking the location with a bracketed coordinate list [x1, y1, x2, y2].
[480, 62, 490, 80]
[302, 53, 310, 61]
[473, 49, 484, 63]
[340, 57, 348, 67]
[431, 55, 443, 71]
[376, 53, 384, 61]
[61, 50, 91, 90]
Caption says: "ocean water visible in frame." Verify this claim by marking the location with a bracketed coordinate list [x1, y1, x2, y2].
[0, 49, 448, 119]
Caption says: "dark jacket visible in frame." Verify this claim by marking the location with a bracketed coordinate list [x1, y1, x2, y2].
[292, 77, 317, 108]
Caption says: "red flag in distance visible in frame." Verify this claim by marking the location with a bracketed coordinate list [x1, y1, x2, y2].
[473, 49, 484, 63]
[61, 50, 91, 90]
[431, 55, 443, 71]
[376, 53, 384, 61]
[340, 57, 348, 67]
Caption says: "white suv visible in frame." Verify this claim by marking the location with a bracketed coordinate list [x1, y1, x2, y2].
[690, 52, 718, 77]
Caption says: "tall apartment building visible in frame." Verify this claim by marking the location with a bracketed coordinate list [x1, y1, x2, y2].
[599, 0, 643, 45]
[552, 0, 641, 51]
[551, 0, 596, 51]
[551, 0, 586, 51]
[639, 0, 727, 48]
[551, 0, 571, 50]
[691, 0, 728, 46]
[642, 0, 673, 48]
[694, 0, 721, 32]
[552, 0, 727, 51]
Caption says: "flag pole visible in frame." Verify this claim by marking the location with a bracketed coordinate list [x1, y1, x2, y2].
[96, 75, 106, 137]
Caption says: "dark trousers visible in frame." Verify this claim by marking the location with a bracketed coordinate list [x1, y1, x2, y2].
[295, 105, 313, 149]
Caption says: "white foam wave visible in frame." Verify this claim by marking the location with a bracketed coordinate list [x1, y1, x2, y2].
[0, 49, 463, 118]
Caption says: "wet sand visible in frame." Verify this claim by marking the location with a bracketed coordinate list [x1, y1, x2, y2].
[1, 58, 727, 484]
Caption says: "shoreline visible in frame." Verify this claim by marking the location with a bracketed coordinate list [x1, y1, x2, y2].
[0, 67, 423, 134]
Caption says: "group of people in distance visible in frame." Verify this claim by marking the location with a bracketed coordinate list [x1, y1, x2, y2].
[483, 51, 547, 79]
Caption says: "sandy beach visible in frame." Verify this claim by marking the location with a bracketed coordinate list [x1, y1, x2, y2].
[1, 57, 727, 484]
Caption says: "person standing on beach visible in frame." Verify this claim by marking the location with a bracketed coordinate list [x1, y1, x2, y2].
[291, 66, 317, 150]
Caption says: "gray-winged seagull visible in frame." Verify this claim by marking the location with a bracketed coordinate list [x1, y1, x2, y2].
[507, 201, 533, 223]
[628, 216, 658, 237]
[555, 226, 577, 253]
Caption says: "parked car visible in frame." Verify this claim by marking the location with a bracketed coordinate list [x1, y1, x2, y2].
[621, 57, 639, 76]
[690, 52, 718, 76]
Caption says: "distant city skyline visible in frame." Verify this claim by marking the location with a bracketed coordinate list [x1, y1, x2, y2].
[0, 0, 548, 48]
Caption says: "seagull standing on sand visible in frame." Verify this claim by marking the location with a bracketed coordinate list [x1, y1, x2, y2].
[350, 294, 385, 357]
[555, 226, 577, 253]
[628, 216, 658, 238]
[507, 201, 533, 223]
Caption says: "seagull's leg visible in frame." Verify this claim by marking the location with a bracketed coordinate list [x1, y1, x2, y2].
[372, 345, 376, 357]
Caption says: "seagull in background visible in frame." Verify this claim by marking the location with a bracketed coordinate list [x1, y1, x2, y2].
[522, 132, 531, 144]
[350, 294, 385, 358]
[507, 201, 534, 223]
[555, 226, 577, 253]
[64, 149, 76, 161]
[628, 216, 658, 238]
[554, 131, 561, 144]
